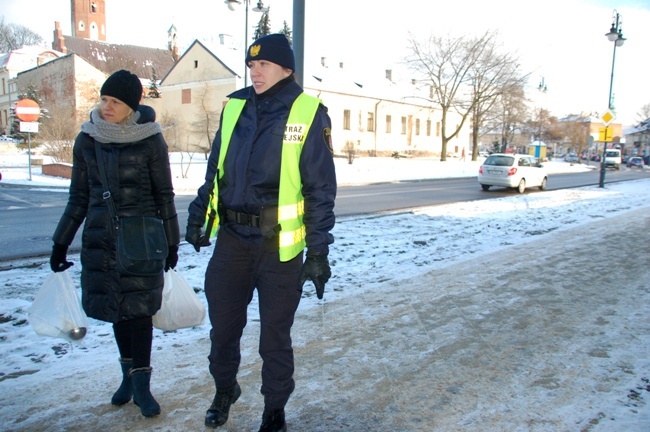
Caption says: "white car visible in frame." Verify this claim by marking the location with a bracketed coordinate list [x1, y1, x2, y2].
[478, 153, 548, 193]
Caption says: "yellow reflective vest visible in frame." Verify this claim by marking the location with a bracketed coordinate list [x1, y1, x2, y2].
[206, 92, 322, 261]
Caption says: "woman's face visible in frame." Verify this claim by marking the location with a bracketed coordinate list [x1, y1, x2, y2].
[247, 60, 292, 94]
[100, 95, 132, 123]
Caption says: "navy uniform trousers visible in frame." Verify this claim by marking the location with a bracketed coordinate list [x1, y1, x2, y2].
[204, 226, 303, 409]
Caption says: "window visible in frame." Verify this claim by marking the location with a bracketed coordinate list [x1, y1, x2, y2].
[182, 88, 191, 104]
[194, 60, 199, 69]
[91, 2, 97, 13]
[1, 78, 5, 95]
[367, 112, 374, 132]
[401, 116, 407, 135]
[436, 122, 441, 137]
[415, 119, 420, 136]
[78, 20, 85, 32]
[385, 115, 392, 133]
[343, 110, 351, 130]
[426, 120, 431, 136]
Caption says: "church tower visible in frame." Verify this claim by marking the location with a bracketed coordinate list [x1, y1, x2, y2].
[71, 0, 106, 41]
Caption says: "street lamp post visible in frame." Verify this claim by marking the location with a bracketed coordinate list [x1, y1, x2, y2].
[293, 0, 305, 86]
[225, 0, 268, 87]
[537, 77, 547, 141]
[599, 9, 626, 188]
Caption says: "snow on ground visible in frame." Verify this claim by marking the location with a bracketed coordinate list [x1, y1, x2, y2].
[1, 151, 650, 431]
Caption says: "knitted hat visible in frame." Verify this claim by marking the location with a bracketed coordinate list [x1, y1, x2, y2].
[245, 34, 295, 72]
[100, 70, 142, 112]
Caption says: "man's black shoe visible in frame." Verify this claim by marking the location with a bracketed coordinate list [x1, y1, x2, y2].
[204, 382, 242, 428]
[259, 407, 287, 432]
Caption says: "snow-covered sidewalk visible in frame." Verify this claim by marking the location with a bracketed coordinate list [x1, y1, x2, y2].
[1, 200, 649, 431]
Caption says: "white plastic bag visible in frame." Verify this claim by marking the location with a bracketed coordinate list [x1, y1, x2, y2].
[29, 270, 89, 341]
[153, 268, 206, 331]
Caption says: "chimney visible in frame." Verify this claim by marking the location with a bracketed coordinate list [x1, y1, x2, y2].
[321, 57, 327, 67]
[385, 69, 392, 81]
[52, 21, 67, 54]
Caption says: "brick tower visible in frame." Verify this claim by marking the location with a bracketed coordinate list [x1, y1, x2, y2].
[71, 0, 106, 41]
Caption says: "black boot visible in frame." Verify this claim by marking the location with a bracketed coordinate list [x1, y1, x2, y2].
[204, 381, 242, 428]
[111, 358, 133, 406]
[130, 367, 161, 417]
[259, 407, 287, 432]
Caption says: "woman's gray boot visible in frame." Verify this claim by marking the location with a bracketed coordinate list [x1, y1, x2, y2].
[130, 367, 161, 417]
[111, 358, 133, 406]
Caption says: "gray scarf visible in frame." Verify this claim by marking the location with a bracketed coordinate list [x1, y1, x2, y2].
[81, 108, 162, 144]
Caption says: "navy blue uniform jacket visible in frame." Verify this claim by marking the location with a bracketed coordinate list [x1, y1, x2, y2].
[188, 80, 336, 254]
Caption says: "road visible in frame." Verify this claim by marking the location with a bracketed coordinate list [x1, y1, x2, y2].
[0, 168, 646, 261]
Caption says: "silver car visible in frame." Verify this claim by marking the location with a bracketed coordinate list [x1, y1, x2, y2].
[478, 153, 548, 193]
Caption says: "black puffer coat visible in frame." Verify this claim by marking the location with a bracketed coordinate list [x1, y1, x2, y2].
[52, 113, 180, 323]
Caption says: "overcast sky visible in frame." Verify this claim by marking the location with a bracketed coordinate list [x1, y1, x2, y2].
[2, 0, 649, 125]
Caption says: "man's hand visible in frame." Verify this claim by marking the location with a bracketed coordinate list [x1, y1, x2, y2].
[299, 252, 331, 300]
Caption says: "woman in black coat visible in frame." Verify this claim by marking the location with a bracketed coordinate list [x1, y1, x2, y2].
[50, 70, 180, 418]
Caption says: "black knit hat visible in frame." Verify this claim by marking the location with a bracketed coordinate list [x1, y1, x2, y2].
[100, 70, 142, 112]
[245, 34, 295, 72]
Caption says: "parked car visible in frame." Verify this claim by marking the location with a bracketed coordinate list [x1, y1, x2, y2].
[564, 153, 579, 163]
[478, 153, 548, 193]
[626, 156, 645, 168]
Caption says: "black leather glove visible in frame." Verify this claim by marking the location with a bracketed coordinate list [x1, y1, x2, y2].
[165, 245, 179, 271]
[50, 243, 73, 273]
[299, 252, 331, 300]
[185, 224, 204, 252]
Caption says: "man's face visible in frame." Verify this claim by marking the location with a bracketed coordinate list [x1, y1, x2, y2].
[247, 60, 292, 94]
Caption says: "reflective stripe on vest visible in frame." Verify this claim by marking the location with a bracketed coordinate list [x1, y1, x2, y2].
[206, 93, 321, 262]
[205, 98, 246, 238]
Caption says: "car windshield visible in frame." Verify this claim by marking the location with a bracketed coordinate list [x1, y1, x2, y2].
[484, 155, 514, 167]
[606, 151, 619, 157]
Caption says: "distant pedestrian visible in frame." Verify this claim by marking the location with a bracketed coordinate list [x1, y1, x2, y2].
[460, 148, 466, 161]
[49, 70, 180, 418]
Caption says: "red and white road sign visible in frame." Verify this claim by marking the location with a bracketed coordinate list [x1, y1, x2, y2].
[14, 99, 40, 122]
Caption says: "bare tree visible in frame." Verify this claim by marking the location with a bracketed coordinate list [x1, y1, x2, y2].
[75, 80, 101, 126]
[160, 111, 197, 179]
[0, 19, 44, 51]
[39, 104, 77, 163]
[468, 35, 528, 160]
[190, 82, 220, 159]
[407, 31, 512, 161]
[478, 85, 528, 154]
[636, 103, 650, 123]
[556, 115, 591, 161]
